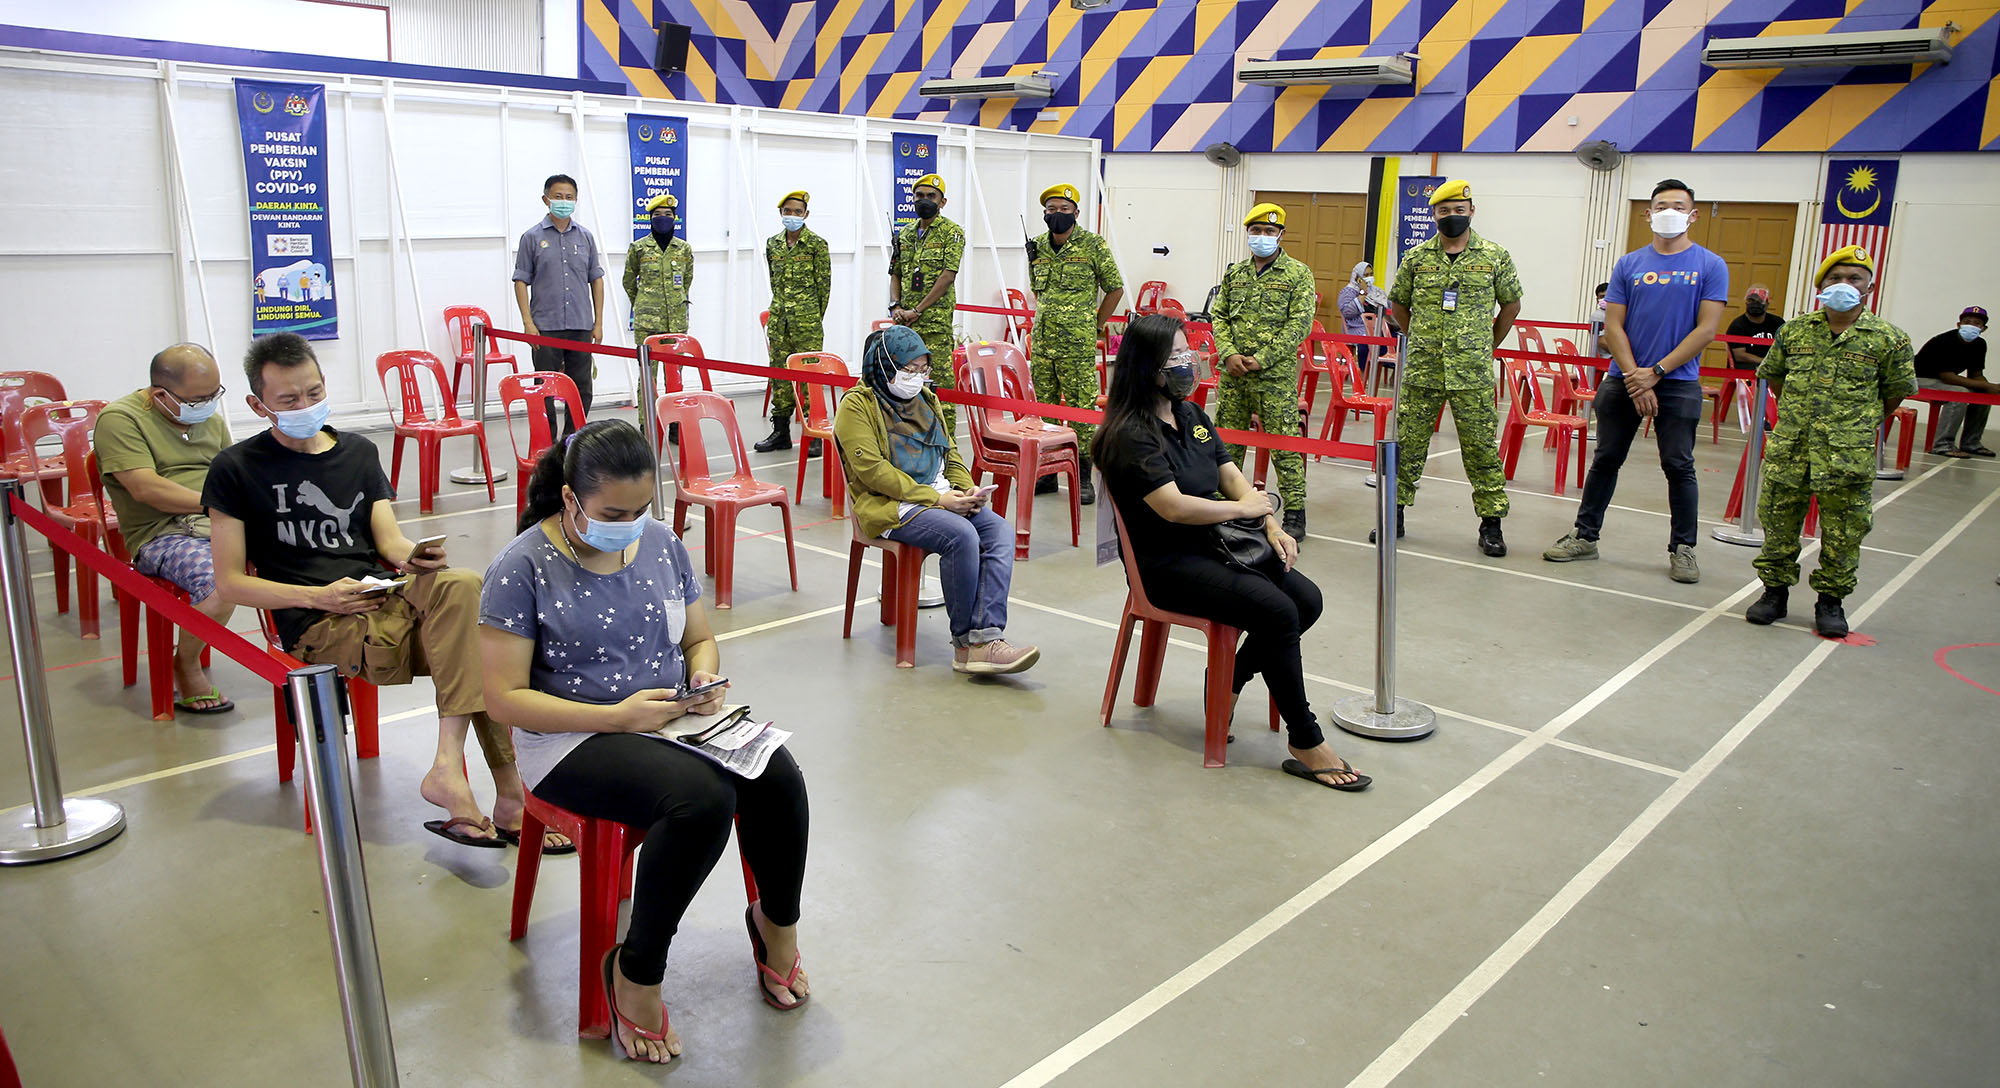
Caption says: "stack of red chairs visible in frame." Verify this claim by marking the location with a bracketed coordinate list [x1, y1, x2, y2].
[1497, 358, 1587, 493]
[376, 350, 496, 513]
[955, 340, 1080, 560]
[20, 401, 107, 636]
[0, 371, 70, 515]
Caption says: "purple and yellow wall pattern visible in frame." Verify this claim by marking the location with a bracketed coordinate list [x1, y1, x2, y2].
[583, 1, 2000, 153]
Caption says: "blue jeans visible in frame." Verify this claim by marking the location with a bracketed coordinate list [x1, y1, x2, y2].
[884, 506, 1013, 647]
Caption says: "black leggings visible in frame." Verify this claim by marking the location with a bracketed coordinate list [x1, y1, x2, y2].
[1139, 555, 1326, 749]
[532, 733, 809, 986]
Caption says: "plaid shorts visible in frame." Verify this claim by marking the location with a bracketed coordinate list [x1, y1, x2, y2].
[132, 533, 217, 603]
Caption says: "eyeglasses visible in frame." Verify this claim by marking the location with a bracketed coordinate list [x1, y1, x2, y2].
[1166, 349, 1197, 366]
[169, 385, 227, 406]
[898, 361, 930, 374]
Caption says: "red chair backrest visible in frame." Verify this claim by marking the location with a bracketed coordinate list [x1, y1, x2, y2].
[1501, 358, 1539, 423]
[1515, 325, 1546, 356]
[1552, 337, 1578, 355]
[86, 451, 130, 561]
[1323, 344, 1368, 405]
[1158, 299, 1186, 320]
[1004, 288, 1034, 340]
[785, 351, 849, 431]
[498, 371, 584, 468]
[759, 310, 770, 330]
[376, 350, 460, 426]
[22, 400, 104, 477]
[1134, 280, 1167, 314]
[0, 371, 68, 459]
[958, 340, 1038, 431]
[442, 305, 494, 359]
[655, 390, 751, 488]
[643, 333, 707, 395]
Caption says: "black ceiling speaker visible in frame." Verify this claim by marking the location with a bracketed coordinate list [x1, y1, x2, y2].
[655, 22, 691, 74]
[1203, 142, 1241, 168]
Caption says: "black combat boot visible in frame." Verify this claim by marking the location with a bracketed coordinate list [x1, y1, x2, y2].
[1814, 593, 1848, 639]
[1078, 456, 1096, 506]
[752, 415, 792, 453]
[1035, 474, 1059, 494]
[807, 438, 823, 458]
[1744, 585, 1788, 625]
[666, 422, 680, 446]
[1478, 516, 1506, 557]
[1368, 505, 1406, 543]
[1281, 508, 1306, 550]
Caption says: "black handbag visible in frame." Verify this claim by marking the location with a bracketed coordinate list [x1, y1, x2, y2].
[1212, 492, 1282, 572]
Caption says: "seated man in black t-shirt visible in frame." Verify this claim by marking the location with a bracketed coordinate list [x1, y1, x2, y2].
[1724, 285, 1784, 428]
[205, 333, 558, 851]
[1915, 305, 1995, 457]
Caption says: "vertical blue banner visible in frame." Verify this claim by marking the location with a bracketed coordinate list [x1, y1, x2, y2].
[628, 114, 688, 240]
[891, 132, 938, 230]
[1396, 175, 1447, 263]
[234, 79, 337, 339]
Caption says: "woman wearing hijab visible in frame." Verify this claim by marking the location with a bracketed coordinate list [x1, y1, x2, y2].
[1337, 261, 1392, 372]
[832, 326, 1039, 674]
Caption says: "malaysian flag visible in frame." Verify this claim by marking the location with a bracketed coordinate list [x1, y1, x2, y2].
[1819, 160, 1898, 310]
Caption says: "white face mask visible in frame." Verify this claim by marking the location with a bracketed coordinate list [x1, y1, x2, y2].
[888, 370, 927, 399]
[1362, 275, 1374, 285]
[1650, 208, 1691, 237]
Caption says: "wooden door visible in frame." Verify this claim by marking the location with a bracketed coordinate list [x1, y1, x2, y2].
[1255, 190, 1368, 332]
[1625, 199, 1796, 369]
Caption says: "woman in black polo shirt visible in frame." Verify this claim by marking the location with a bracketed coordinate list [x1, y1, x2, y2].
[1092, 315, 1369, 792]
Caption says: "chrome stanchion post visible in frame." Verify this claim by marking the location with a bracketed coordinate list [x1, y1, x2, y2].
[636, 341, 669, 518]
[1713, 377, 1770, 547]
[451, 318, 507, 485]
[1363, 332, 1402, 489]
[289, 664, 399, 1087]
[0, 480, 126, 864]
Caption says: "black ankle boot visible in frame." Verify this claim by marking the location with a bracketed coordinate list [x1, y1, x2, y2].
[752, 415, 792, 453]
[1745, 585, 1788, 625]
[1478, 516, 1506, 557]
[1035, 474, 1059, 494]
[1368, 505, 1406, 543]
[1079, 456, 1096, 506]
[1282, 508, 1305, 549]
[1814, 592, 1848, 639]
[807, 438, 823, 458]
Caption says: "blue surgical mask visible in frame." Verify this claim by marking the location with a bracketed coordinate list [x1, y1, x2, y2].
[1959, 324, 1983, 341]
[269, 398, 330, 439]
[550, 198, 577, 219]
[781, 215, 806, 233]
[164, 393, 220, 426]
[1816, 283, 1862, 312]
[1247, 236, 1280, 259]
[572, 505, 651, 553]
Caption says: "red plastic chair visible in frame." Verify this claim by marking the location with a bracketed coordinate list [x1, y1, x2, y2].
[1133, 280, 1167, 315]
[657, 391, 798, 610]
[509, 791, 758, 1039]
[443, 305, 520, 406]
[1100, 502, 1275, 768]
[1360, 312, 1399, 370]
[831, 436, 930, 668]
[870, 319, 897, 332]
[21, 401, 108, 634]
[1316, 341, 1392, 458]
[498, 372, 585, 516]
[251, 590, 380, 787]
[376, 350, 496, 513]
[1498, 358, 1587, 493]
[956, 340, 1080, 560]
[642, 333, 716, 397]
[786, 352, 848, 517]
[1004, 287, 1034, 344]
[86, 452, 205, 722]
[0, 371, 70, 511]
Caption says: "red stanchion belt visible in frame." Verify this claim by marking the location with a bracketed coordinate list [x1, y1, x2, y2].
[7, 496, 291, 687]
[485, 327, 640, 359]
[952, 303, 1036, 319]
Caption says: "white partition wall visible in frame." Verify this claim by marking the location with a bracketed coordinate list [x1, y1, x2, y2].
[0, 46, 1100, 432]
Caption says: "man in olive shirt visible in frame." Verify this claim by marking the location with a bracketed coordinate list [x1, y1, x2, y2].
[94, 343, 237, 713]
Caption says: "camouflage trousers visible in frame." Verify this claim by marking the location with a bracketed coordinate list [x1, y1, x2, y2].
[1029, 347, 1099, 450]
[1215, 369, 1304, 511]
[1396, 384, 1509, 517]
[765, 311, 822, 419]
[913, 323, 957, 435]
[1753, 466, 1872, 599]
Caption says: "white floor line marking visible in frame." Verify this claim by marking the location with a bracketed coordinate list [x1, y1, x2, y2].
[995, 459, 1960, 1088]
[63, 744, 279, 802]
[1347, 468, 2000, 1088]
[1859, 543, 1919, 558]
[714, 601, 863, 641]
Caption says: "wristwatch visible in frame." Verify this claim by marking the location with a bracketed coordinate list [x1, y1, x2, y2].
[1650, 363, 1669, 380]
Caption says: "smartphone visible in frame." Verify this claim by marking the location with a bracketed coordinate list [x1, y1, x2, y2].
[677, 677, 728, 700]
[355, 582, 397, 597]
[411, 534, 447, 560]
[973, 483, 999, 500]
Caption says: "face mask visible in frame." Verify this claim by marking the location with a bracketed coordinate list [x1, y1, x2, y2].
[1247, 235, 1280, 258]
[162, 392, 219, 426]
[781, 215, 806, 233]
[268, 398, 330, 440]
[1437, 214, 1470, 239]
[1959, 324, 1983, 341]
[914, 199, 939, 220]
[650, 215, 675, 241]
[1043, 211, 1076, 235]
[1650, 208, 1690, 237]
[571, 503, 650, 553]
[1362, 275, 1374, 285]
[1816, 283, 1862, 312]
[549, 198, 577, 219]
[1596, 298, 1607, 311]
[1160, 361, 1198, 401]
[887, 370, 927, 400]
[1745, 301, 1766, 316]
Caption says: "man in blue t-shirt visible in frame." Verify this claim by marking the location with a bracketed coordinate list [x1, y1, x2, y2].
[1545, 178, 1728, 583]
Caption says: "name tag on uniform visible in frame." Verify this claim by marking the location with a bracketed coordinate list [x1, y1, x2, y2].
[1442, 289, 1458, 312]
[672, 273, 683, 287]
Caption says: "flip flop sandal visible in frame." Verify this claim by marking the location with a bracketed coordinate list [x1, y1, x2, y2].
[173, 688, 236, 715]
[601, 944, 675, 1061]
[1969, 447, 1995, 457]
[422, 815, 506, 848]
[495, 825, 577, 856]
[1281, 757, 1372, 793]
[744, 903, 809, 1011]
[1945, 449, 1973, 458]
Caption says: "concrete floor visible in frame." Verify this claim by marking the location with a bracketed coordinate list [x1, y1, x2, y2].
[2, 391, 1997, 1087]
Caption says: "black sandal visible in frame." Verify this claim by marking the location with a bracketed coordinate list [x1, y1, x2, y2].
[1282, 757, 1372, 792]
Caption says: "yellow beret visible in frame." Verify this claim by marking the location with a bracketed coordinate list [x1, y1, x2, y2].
[1245, 202, 1285, 228]
[1814, 244, 1875, 287]
[912, 174, 945, 195]
[1428, 179, 1472, 206]
[1039, 183, 1080, 207]
[645, 193, 678, 213]
[778, 190, 809, 208]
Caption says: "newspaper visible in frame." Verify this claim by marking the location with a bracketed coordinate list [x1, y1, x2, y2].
[650, 704, 790, 779]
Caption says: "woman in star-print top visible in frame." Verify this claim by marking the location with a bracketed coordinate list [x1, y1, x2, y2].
[479, 420, 810, 1063]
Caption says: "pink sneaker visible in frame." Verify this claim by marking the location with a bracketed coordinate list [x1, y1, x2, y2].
[954, 638, 1040, 675]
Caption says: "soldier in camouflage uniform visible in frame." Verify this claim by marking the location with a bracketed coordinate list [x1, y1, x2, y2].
[623, 192, 694, 341]
[1745, 245, 1915, 638]
[1386, 179, 1523, 556]
[1212, 202, 1316, 543]
[888, 173, 965, 435]
[754, 189, 833, 453]
[1027, 182, 1123, 505]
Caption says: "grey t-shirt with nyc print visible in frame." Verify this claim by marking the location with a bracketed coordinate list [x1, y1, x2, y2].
[479, 519, 702, 788]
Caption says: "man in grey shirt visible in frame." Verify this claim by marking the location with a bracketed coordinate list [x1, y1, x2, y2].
[512, 173, 605, 438]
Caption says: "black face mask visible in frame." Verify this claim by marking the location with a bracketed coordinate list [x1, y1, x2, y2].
[651, 217, 675, 243]
[1044, 211, 1076, 235]
[914, 199, 939, 220]
[1745, 302, 1766, 317]
[1160, 363, 1198, 401]
[1438, 214, 1470, 239]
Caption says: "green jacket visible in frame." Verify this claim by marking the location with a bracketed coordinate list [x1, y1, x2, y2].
[765, 227, 831, 326]
[832, 386, 974, 539]
[1759, 309, 1917, 485]
[1029, 229, 1122, 354]
[623, 234, 694, 335]
[891, 216, 965, 336]
[1210, 251, 1315, 380]
[1388, 229, 1524, 390]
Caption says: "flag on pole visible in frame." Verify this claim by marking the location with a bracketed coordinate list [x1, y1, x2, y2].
[1819, 160, 1897, 309]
